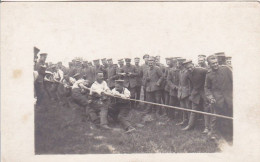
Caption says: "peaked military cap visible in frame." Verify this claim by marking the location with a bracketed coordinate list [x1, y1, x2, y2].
[148, 56, 155, 61]
[207, 55, 218, 63]
[115, 80, 124, 85]
[118, 59, 124, 62]
[198, 54, 206, 58]
[125, 58, 131, 62]
[143, 54, 149, 59]
[107, 58, 112, 61]
[93, 59, 100, 63]
[182, 59, 192, 65]
[40, 53, 48, 56]
[215, 52, 226, 57]
[226, 56, 232, 60]
[101, 58, 107, 61]
[177, 58, 186, 62]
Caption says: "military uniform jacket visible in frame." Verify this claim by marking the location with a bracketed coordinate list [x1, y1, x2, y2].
[164, 66, 172, 92]
[107, 66, 118, 88]
[141, 63, 149, 86]
[178, 68, 190, 99]
[156, 64, 166, 90]
[144, 66, 164, 92]
[122, 65, 138, 88]
[135, 65, 142, 87]
[167, 68, 179, 96]
[205, 66, 233, 109]
[187, 67, 207, 104]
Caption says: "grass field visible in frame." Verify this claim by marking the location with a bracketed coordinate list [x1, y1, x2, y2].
[34, 96, 231, 154]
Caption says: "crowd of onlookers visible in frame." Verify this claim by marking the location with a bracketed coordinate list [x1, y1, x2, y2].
[34, 50, 233, 140]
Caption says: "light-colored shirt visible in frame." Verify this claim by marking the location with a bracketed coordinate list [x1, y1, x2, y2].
[90, 80, 110, 95]
[72, 79, 85, 89]
[111, 87, 131, 99]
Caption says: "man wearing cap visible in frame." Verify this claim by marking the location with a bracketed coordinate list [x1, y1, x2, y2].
[88, 72, 112, 129]
[34, 65, 47, 105]
[68, 59, 82, 78]
[155, 55, 166, 105]
[71, 73, 92, 121]
[117, 59, 124, 76]
[109, 80, 136, 133]
[176, 58, 191, 126]
[162, 57, 174, 116]
[143, 56, 164, 118]
[121, 58, 138, 108]
[93, 59, 105, 79]
[101, 58, 108, 81]
[134, 57, 142, 106]
[35, 53, 48, 71]
[215, 52, 227, 65]
[198, 55, 208, 69]
[182, 60, 208, 131]
[205, 55, 233, 140]
[81, 60, 95, 85]
[167, 58, 180, 119]
[107, 58, 118, 89]
[140, 54, 150, 101]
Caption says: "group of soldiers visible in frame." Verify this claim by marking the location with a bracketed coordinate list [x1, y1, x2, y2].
[34, 50, 233, 140]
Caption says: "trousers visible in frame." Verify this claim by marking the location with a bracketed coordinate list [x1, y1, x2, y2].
[109, 102, 131, 130]
[143, 90, 162, 115]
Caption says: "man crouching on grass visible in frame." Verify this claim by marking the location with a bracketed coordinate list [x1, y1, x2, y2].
[109, 80, 136, 133]
[89, 72, 112, 130]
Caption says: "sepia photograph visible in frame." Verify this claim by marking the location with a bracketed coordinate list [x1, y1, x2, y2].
[1, 1, 260, 162]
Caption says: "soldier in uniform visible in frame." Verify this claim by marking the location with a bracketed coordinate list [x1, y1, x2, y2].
[89, 72, 112, 129]
[143, 57, 164, 119]
[181, 60, 208, 131]
[215, 52, 227, 65]
[71, 73, 92, 121]
[198, 55, 208, 68]
[101, 58, 108, 81]
[205, 55, 233, 140]
[35, 53, 48, 71]
[81, 60, 95, 85]
[117, 59, 125, 80]
[141, 54, 150, 102]
[176, 58, 191, 126]
[93, 59, 106, 80]
[162, 57, 174, 116]
[107, 58, 118, 90]
[155, 55, 166, 105]
[134, 57, 142, 107]
[88, 61, 93, 67]
[121, 58, 138, 108]
[109, 80, 136, 133]
[167, 58, 180, 119]
[34, 65, 47, 105]
[101, 58, 109, 69]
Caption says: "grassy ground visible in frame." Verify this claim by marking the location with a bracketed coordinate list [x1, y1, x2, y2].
[35, 97, 226, 154]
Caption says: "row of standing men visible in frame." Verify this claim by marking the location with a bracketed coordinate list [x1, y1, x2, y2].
[34, 52, 233, 139]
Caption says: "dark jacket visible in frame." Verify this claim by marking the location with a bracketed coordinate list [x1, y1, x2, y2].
[167, 68, 179, 96]
[122, 65, 138, 88]
[107, 66, 118, 88]
[144, 66, 164, 92]
[178, 68, 190, 99]
[205, 65, 233, 109]
[187, 67, 207, 104]
[135, 65, 142, 87]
